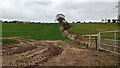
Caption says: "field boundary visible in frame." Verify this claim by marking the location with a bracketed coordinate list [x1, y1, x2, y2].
[62, 29, 120, 55]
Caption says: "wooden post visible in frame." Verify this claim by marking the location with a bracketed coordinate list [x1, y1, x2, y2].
[97, 32, 101, 51]
[88, 35, 91, 48]
[95, 37, 98, 51]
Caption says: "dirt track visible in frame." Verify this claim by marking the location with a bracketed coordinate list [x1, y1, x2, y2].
[2, 38, 119, 66]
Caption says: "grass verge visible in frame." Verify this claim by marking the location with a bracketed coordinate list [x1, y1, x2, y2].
[2, 39, 19, 44]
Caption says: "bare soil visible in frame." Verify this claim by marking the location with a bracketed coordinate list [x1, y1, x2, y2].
[2, 38, 119, 66]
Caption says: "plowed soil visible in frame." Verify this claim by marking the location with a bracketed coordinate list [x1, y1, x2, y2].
[2, 38, 119, 66]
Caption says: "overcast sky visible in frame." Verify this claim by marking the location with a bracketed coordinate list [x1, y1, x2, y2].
[0, 0, 119, 22]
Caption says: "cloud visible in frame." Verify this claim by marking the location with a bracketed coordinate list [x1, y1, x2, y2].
[1, 2, 55, 22]
[54, 2, 118, 22]
[1, 0, 118, 2]
[0, 0, 119, 22]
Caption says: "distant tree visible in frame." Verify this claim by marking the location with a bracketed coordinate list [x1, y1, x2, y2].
[112, 19, 116, 23]
[4, 21, 8, 23]
[31, 22, 34, 23]
[108, 19, 111, 23]
[19, 21, 23, 23]
[16, 21, 19, 23]
[9, 21, 12, 23]
[76, 21, 80, 23]
[12, 20, 18, 23]
[89, 21, 92, 23]
[105, 19, 108, 23]
[101, 19, 104, 23]
[72, 22, 75, 23]
[84, 21, 86, 23]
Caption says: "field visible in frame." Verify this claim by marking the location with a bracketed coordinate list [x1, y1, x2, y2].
[2, 23, 67, 40]
[68, 23, 119, 35]
[2, 23, 119, 42]
[3, 23, 119, 40]
[2, 23, 119, 66]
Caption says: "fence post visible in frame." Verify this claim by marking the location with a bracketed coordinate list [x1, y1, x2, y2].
[97, 32, 101, 51]
[95, 37, 98, 51]
[88, 35, 91, 48]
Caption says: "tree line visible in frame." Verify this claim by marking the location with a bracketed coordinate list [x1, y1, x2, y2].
[1, 20, 41, 24]
[72, 19, 118, 23]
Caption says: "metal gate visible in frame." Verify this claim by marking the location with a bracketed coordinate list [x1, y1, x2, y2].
[97, 30, 120, 55]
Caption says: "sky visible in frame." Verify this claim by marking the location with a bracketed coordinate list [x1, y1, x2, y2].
[0, 0, 119, 22]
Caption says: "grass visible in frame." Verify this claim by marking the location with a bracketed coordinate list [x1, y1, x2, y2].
[100, 32, 120, 40]
[2, 23, 119, 40]
[2, 23, 67, 40]
[2, 39, 19, 44]
[68, 23, 119, 40]
[68, 23, 119, 35]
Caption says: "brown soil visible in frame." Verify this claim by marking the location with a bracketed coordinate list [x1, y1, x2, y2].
[2, 38, 119, 66]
